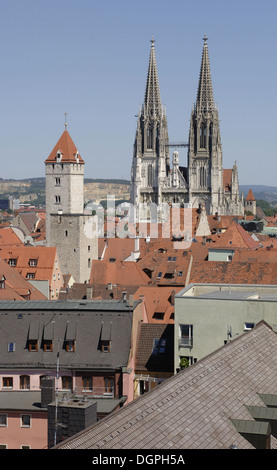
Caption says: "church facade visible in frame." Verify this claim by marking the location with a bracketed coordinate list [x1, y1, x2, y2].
[130, 36, 244, 217]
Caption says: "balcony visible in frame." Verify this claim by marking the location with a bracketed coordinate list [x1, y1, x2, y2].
[179, 337, 193, 348]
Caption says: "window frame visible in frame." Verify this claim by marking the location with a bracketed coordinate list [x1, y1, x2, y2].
[0, 414, 7, 427]
[21, 414, 31, 428]
[2, 377, 13, 389]
[179, 324, 193, 348]
[20, 375, 30, 390]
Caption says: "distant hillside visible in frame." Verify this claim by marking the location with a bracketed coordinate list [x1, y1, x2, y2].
[1, 178, 277, 208]
[0, 178, 130, 206]
[240, 185, 277, 204]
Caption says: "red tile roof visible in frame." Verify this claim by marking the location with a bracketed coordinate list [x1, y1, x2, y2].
[0, 228, 24, 247]
[133, 286, 182, 323]
[245, 189, 255, 201]
[45, 130, 84, 164]
[211, 222, 261, 250]
[0, 259, 46, 300]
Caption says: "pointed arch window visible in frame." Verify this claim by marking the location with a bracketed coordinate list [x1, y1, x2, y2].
[200, 166, 207, 188]
[147, 126, 153, 150]
[200, 124, 207, 148]
[147, 164, 153, 187]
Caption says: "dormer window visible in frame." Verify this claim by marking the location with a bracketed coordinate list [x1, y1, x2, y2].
[9, 258, 17, 267]
[56, 151, 62, 162]
[26, 273, 35, 279]
[100, 322, 112, 353]
[29, 259, 37, 267]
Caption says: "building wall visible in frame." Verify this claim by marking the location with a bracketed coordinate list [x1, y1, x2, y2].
[49, 213, 97, 283]
[174, 287, 277, 372]
[0, 411, 47, 449]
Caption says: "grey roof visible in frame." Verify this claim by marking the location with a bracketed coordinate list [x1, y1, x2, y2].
[55, 321, 277, 449]
[0, 391, 46, 411]
[0, 306, 134, 370]
[0, 299, 139, 311]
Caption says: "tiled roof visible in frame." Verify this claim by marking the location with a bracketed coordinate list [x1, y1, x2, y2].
[0, 228, 24, 246]
[0, 245, 60, 282]
[211, 222, 261, 250]
[89, 260, 150, 287]
[189, 260, 277, 285]
[246, 189, 256, 201]
[0, 302, 137, 369]
[135, 323, 174, 373]
[133, 286, 182, 323]
[45, 130, 84, 164]
[223, 168, 232, 191]
[55, 321, 277, 449]
[0, 259, 46, 300]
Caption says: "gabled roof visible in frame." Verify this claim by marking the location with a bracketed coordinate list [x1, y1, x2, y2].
[212, 222, 261, 250]
[0, 246, 60, 282]
[45, 129, 84, 164]
[89, 260, 150, 287]
[133, 286, 182, 323]
[0, 228, 24, 247]
[0, 259, 46, 300]
[0, 305, 134, 370]
[55, 321, 277, 449]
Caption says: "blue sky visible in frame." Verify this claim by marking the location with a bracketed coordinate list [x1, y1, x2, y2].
[0, 0, 276, 186]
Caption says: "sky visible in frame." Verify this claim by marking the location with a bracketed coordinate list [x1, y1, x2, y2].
[0, 0, 276, 186]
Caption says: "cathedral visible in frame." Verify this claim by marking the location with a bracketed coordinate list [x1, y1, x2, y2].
[130, 36, 244, 217]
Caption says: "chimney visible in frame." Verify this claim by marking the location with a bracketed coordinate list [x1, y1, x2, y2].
[86, 286, 93, 299]
[122, 291, 127, 302]
[41, 376, 55, 408]
[129, 295, 134, 307]
[171, 290, 176, 305]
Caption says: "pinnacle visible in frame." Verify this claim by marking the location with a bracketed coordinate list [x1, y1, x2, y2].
[144, 38, 162, 116]
[196, 36, 214, 113]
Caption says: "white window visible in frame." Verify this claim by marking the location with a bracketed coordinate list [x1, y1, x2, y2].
[8, 342, 15, 352]
[179, 324, 193, 347]
[21, 415, 31, 428]
[244, 322, 255, 331]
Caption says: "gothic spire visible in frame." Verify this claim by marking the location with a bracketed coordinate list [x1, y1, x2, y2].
[196, 35, 214, 113]
[144, 37, 162, 116]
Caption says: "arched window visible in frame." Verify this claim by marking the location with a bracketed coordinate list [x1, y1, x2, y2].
[147, 164, 153, 187]
[200, 166, 207, 187]
[147, 126, 153, 149]
[200, 124, 206, 148]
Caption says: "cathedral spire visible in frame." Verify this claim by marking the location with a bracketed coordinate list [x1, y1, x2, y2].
[144, 37, 162, 116]
[196, 35, 214, 113]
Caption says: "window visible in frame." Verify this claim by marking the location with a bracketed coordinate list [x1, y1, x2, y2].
[0, 445, 7, 449]
[147, 164, 153, 187]
[2, 377, 13, 389]
[26, 273, 35, 279]
[55, 196, 61, 204]
[65, 230, 68, 237]
[8, 342, 15, 352]
[61, 376, 73, 390]
[65, 340, 75, 352]
[152, 338, 166, 355]
[88, 258, 91, 268]
[104, 377, 114, 395]
[43, 340, 53, 352]
[29, 259, 37, 267]
[88, 246, 91, 252]
[153, 312, 164, 320]
[0, 277, 5, 289]
[157, 271, 163, 280]
[82, 377, 93, 391]
[0, 415, 7, 427]
[55, 177, 61, 186]
[21, 415, 31, 428]
[28, 340, 38, 352]
[8, 259, 17, 267]
[244, 322, 255, 331]
[101, 340, 110, 353]
[21, 445, 30, 449]
[20, 375, 30, 390]
[179, 324, 193, 347]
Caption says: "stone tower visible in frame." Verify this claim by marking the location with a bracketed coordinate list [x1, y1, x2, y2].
[45, 123, 97, 283]
[130, 37, 170, 213]
[187, 35, 243, 215]
[130, 36, 244, 218]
